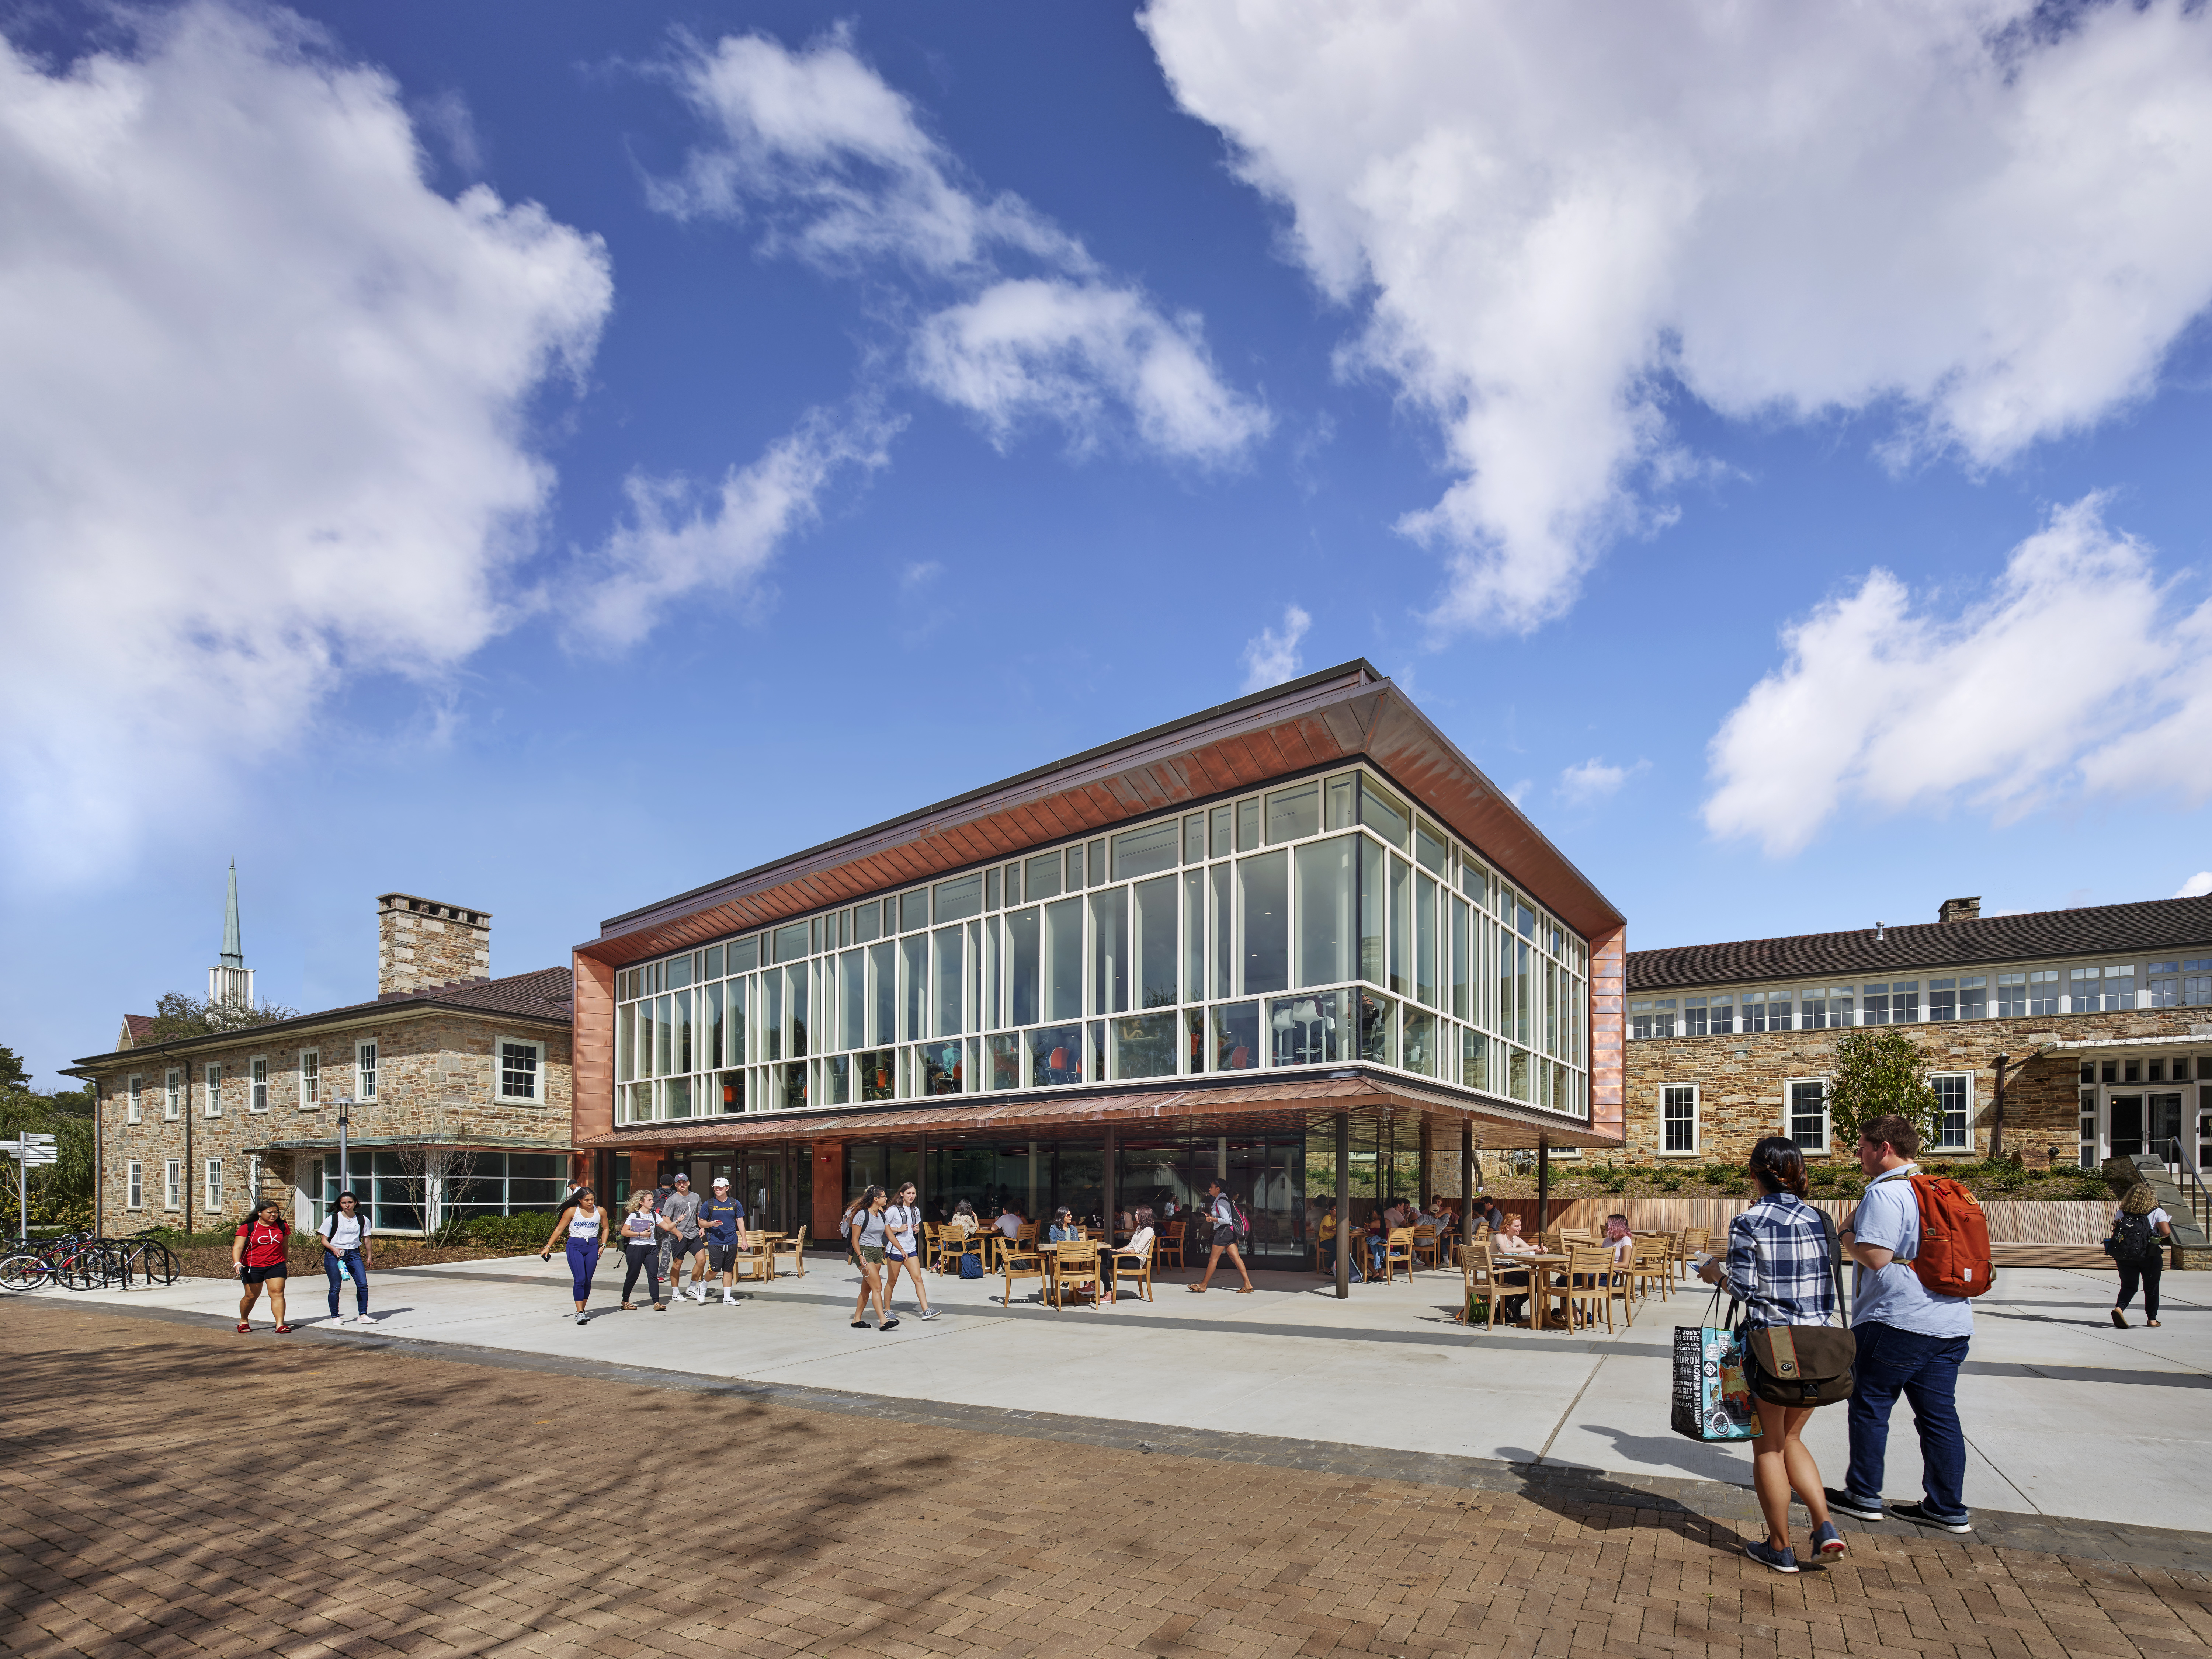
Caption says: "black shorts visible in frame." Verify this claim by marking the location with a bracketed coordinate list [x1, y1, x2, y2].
[706, 1239, 736, 1270]
[240, 1263, 287, 1284]
[1212, 1223, 1237, 1249]
[670, 1235, 705, 1259]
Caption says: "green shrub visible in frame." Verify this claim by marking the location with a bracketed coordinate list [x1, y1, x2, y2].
[1657, 1174, 1682, 1193]
[462, 1211, 560, 1252]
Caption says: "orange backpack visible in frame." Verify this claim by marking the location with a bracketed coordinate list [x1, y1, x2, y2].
[1907, 1175, 1995, 1298]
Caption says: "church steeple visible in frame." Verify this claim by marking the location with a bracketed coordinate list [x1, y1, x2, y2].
[209, 861, 254, 1008]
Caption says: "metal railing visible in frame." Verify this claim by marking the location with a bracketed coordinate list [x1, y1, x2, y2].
[2150, 1138, 2212, 1238]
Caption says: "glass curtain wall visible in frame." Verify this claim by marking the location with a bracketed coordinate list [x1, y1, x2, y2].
[613, 767, 1592, 1124]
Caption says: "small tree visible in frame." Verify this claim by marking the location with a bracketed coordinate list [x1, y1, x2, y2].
[146, 991, 300, 1040]
[1826, 1029, 1941, 1151]
[393, 1096, 480, 1245]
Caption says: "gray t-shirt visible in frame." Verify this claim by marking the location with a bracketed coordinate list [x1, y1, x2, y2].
[1849, 1166, 1973, 1339]
[660, 1190, 702, 1239]
[849, 1208, 888, 1249]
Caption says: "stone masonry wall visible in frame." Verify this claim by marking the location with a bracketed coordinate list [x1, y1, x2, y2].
[377, 894, 492, 996]
[95, 1015, 571, 1230]
[1622, 1006, 2212, 1166]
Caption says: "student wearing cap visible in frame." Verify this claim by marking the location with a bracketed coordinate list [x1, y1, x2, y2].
[659, 1172, 706, 1301]
[698, 1176, 748, 1305]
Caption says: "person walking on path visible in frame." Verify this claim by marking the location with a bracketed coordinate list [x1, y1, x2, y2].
[320, 1191, 372, 1326]
[232, 1197, 294, 1333]
[698, 1177, 747, 1305]
[1698, 1138, 1847, 1573]
[1190, 1179, 1254, 1294]
[618, 1190, 666, 1310]
[2110, 1183, 2174, 1328]
[540, 1186, 607, 1324]
[882, 1180, 938, 1321]
[1826, 1114, 1976, 1535]
[659, 1172, 707, 1301]
[841, 1185, 895, 1331]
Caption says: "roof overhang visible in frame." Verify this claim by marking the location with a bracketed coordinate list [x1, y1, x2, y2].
[240, 1134, 574, 1154]
[67, 998, 571, 1073]
[579, 660, 1626, 970]
[573, 1069, 1617, 1152]
[2035, 1030, 2212, 1057]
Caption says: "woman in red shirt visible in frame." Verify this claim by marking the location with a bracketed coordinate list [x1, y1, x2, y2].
[232, 1197, 294, 1333]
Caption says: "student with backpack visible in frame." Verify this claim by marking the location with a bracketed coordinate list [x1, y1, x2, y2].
[842, 1185, 896, 1331]
[320, 1190, 373, 1326]
[618, 1190, 666, 1311]
[1826, 1114, 1986, 1535]
[2108, 1184, 2173, 1328]
[232, 1197, 295, 1333]
[882, 1180, 938, 1321]
[1190, 1178, 1254, 1294]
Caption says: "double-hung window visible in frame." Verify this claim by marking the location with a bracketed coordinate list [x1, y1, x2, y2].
[356, 1039, 378, 1100]
[1683, 997, 1732, 1036]
[163, 1159, 182, 1211]
[498, 1039, 544, 1103]
[1930, 1074, 1971, 1152]
[204, 1159, 223, 1211]
[1629, 999, 1676, 1040]
[203, 1062, 222, 1117]
[1743, 991, 1787, 1032]
[2027, 971, 2059, 1016]
[126, 1074, 143, 1124]
[163, 1069, 180, 1120]
[2068, 967, 2102, 1013]
[1661, 1085, 1698, 1154]
[126, 1161, 144, 1210]
[250, 1056, 268, 1113]
[1801, 988, 1852, 1030]
[1996, 973, 2026, 1017]
[2151, 963, 2180, 1006]
[2187, 960, 2212, 1006]
[299, 1050, 320, 1107]
[1787, 1079, 1829, 1153]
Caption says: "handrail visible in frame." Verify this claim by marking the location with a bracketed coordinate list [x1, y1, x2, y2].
[2149, 1138, 2212, 1238]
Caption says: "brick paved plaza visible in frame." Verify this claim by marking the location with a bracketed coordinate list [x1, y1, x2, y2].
[6, 1300, 2212, 1659]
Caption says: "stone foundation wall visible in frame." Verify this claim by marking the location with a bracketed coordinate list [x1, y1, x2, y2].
[1621, 1006, 2211, 1166]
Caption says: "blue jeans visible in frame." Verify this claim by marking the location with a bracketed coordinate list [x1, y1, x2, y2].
[1844, 1321, 1970, 1519]
[325, 1248, 367, 1318]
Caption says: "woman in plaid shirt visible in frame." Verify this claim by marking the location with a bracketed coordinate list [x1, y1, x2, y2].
[1698, 1136, 1847, 1574]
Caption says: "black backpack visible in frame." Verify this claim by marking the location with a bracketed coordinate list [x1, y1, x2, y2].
[2106, 1211, 2156, 1262]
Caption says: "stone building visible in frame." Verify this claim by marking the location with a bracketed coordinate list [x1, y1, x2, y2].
[1623, 893, 2212, 1169]
[70, 888, 575, 1235]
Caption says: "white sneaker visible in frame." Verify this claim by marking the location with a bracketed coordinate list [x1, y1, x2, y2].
[337, 1314, 354, 1325]
[575, 1311, 589, 1325]
[686, 1284, 707, 1303]
[721, 1289, 737, 1304]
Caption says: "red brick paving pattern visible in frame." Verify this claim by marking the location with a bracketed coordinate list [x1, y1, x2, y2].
[3, 1302, 2209, 1659]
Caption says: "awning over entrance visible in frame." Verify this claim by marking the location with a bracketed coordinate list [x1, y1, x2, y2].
[575, 1070, 1614, 1152]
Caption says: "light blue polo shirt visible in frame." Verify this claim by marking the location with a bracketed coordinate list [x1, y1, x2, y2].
[1848, 1165, 1973, 1338]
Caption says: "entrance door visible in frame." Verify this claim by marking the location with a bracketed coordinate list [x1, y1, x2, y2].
[2109, 1095, 2144, 1159]
[740, 1154, 782, 1234]
[2147, 1094, 2184, 1164]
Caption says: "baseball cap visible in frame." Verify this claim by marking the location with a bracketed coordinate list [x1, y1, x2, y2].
[672, 1172, 690, 1182]
[712, 1177, 730, 1188]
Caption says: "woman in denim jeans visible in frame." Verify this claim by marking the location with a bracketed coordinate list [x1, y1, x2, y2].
[320, 1191, 372, 1326]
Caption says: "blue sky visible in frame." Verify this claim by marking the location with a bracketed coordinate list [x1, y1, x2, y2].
[6, 1, 2212, 1085]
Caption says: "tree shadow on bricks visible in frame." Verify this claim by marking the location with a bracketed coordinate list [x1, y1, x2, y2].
[1490, 1442, 1749, 1559]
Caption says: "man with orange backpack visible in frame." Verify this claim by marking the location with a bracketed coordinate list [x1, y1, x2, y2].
[1825, 1114, 1988, 1535]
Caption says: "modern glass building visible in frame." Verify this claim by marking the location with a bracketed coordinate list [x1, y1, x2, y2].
[570, 663, 1626, 1262]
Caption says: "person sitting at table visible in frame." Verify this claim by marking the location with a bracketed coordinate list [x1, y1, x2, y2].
[1490, 1212, 1539, 1324]
[1427, 1195, 1458, 1232]
[944, 1201, 978, 1237]
[996, 1204, 1024, 1241]
[1048, 1207, 1081, 1244]
[1477, 1196, 1507, 1234]
[1382, 1197, 1414, 1232]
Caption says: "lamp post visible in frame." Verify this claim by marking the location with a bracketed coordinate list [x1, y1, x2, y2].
[334, 1097, 353, 1219]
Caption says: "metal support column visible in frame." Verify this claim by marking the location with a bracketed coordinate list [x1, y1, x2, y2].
[1459, 1119, 1474, 1263]
[1536, 1139, 1551, 1233]
[1334, 1111, 1351, 1300]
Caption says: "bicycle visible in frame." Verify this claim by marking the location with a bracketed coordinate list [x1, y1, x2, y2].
[108, 1234, 181, 1287]
[0, 1251, 51, 1290]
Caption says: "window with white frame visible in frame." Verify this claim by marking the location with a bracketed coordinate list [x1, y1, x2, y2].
[1996, 973, 2026, 1017]
[1930, 1073, 1970, 1152]
[126, 1161, 143, 1209]
[1787, 1079, 1829, 1153]
[2027, 970, 2059, 1016]
[163, 1159, 182, 1211]
[498, 1039, 543, 1102]
[203, 1061, 222, 1117]
[1742, 990, 1788, 1032]
[1628, 999, 1676, 1040]
[204, 1158, 223, 1211]
[356, 1039, 378, 1100]
[299, 1049, 320, 1107]
[1661, 1085, 1698, 1154]
[1927, 977, 1987, 1020]
[1684, 997, 1733, 1037]
[250, 1055, 268, 1113]
[163, 1069, 180, 1120]
[126, 1074, 143, 1124]
[1800, 988, 1852, 1030]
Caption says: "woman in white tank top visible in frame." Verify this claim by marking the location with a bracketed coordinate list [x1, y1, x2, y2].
[541, 1189, 608, 1325]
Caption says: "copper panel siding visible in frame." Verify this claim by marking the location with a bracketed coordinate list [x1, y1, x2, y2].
[1588, 923, 1626, 1144]
[570, 952, 617, 1149]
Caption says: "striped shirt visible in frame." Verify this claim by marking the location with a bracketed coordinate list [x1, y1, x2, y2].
[1725, 1192, 1837, 1329]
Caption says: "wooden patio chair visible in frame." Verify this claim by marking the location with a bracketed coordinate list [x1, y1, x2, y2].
[933, 1226, 975, 1274]
[1370, 1226, 1417, 1284]
[1049, 1241, 1103, 1309]
[1540, 1228, 1565, 1256]
[1158, 1219, 1185, 1269]
[1110, 1233, 1154, 1302]
[1628, 1235, 1672, 1304]
[731, 1233, 775, 1284]
[999, 1237, 1046, 1306]
[1546, 1244, 1632, 1333]
[1455, 1239, 1514, 1332]
[769, 1225, 807, 1279]
[1411, 1222, 1442, 1272]
[1675, 1228, 1709, 1280]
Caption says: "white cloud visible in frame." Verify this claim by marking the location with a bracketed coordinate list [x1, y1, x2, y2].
[900, 559, 944, 590]
[1558, 757, 1646, 806]
[1703, 497, 2212, 856]
[659, 29, 1269, 465]
[1240, 604, 1312, 692]
[2179, 873, 2212, 900]
[0, 3, 612, 881]
[1504, 779, 1532, 808]
[566, 410, 897, 652]
[1142, 0, 2212, 631]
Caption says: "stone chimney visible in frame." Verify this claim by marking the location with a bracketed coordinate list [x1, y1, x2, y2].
[378, 893, 491, 996]
[1937, 895, 1982, 924]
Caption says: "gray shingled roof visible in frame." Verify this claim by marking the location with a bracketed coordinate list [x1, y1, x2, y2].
[1627, 894, 2212, 992]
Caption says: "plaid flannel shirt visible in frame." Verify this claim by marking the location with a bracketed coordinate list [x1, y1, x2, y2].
[1725, 1192, 1837, 1328]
